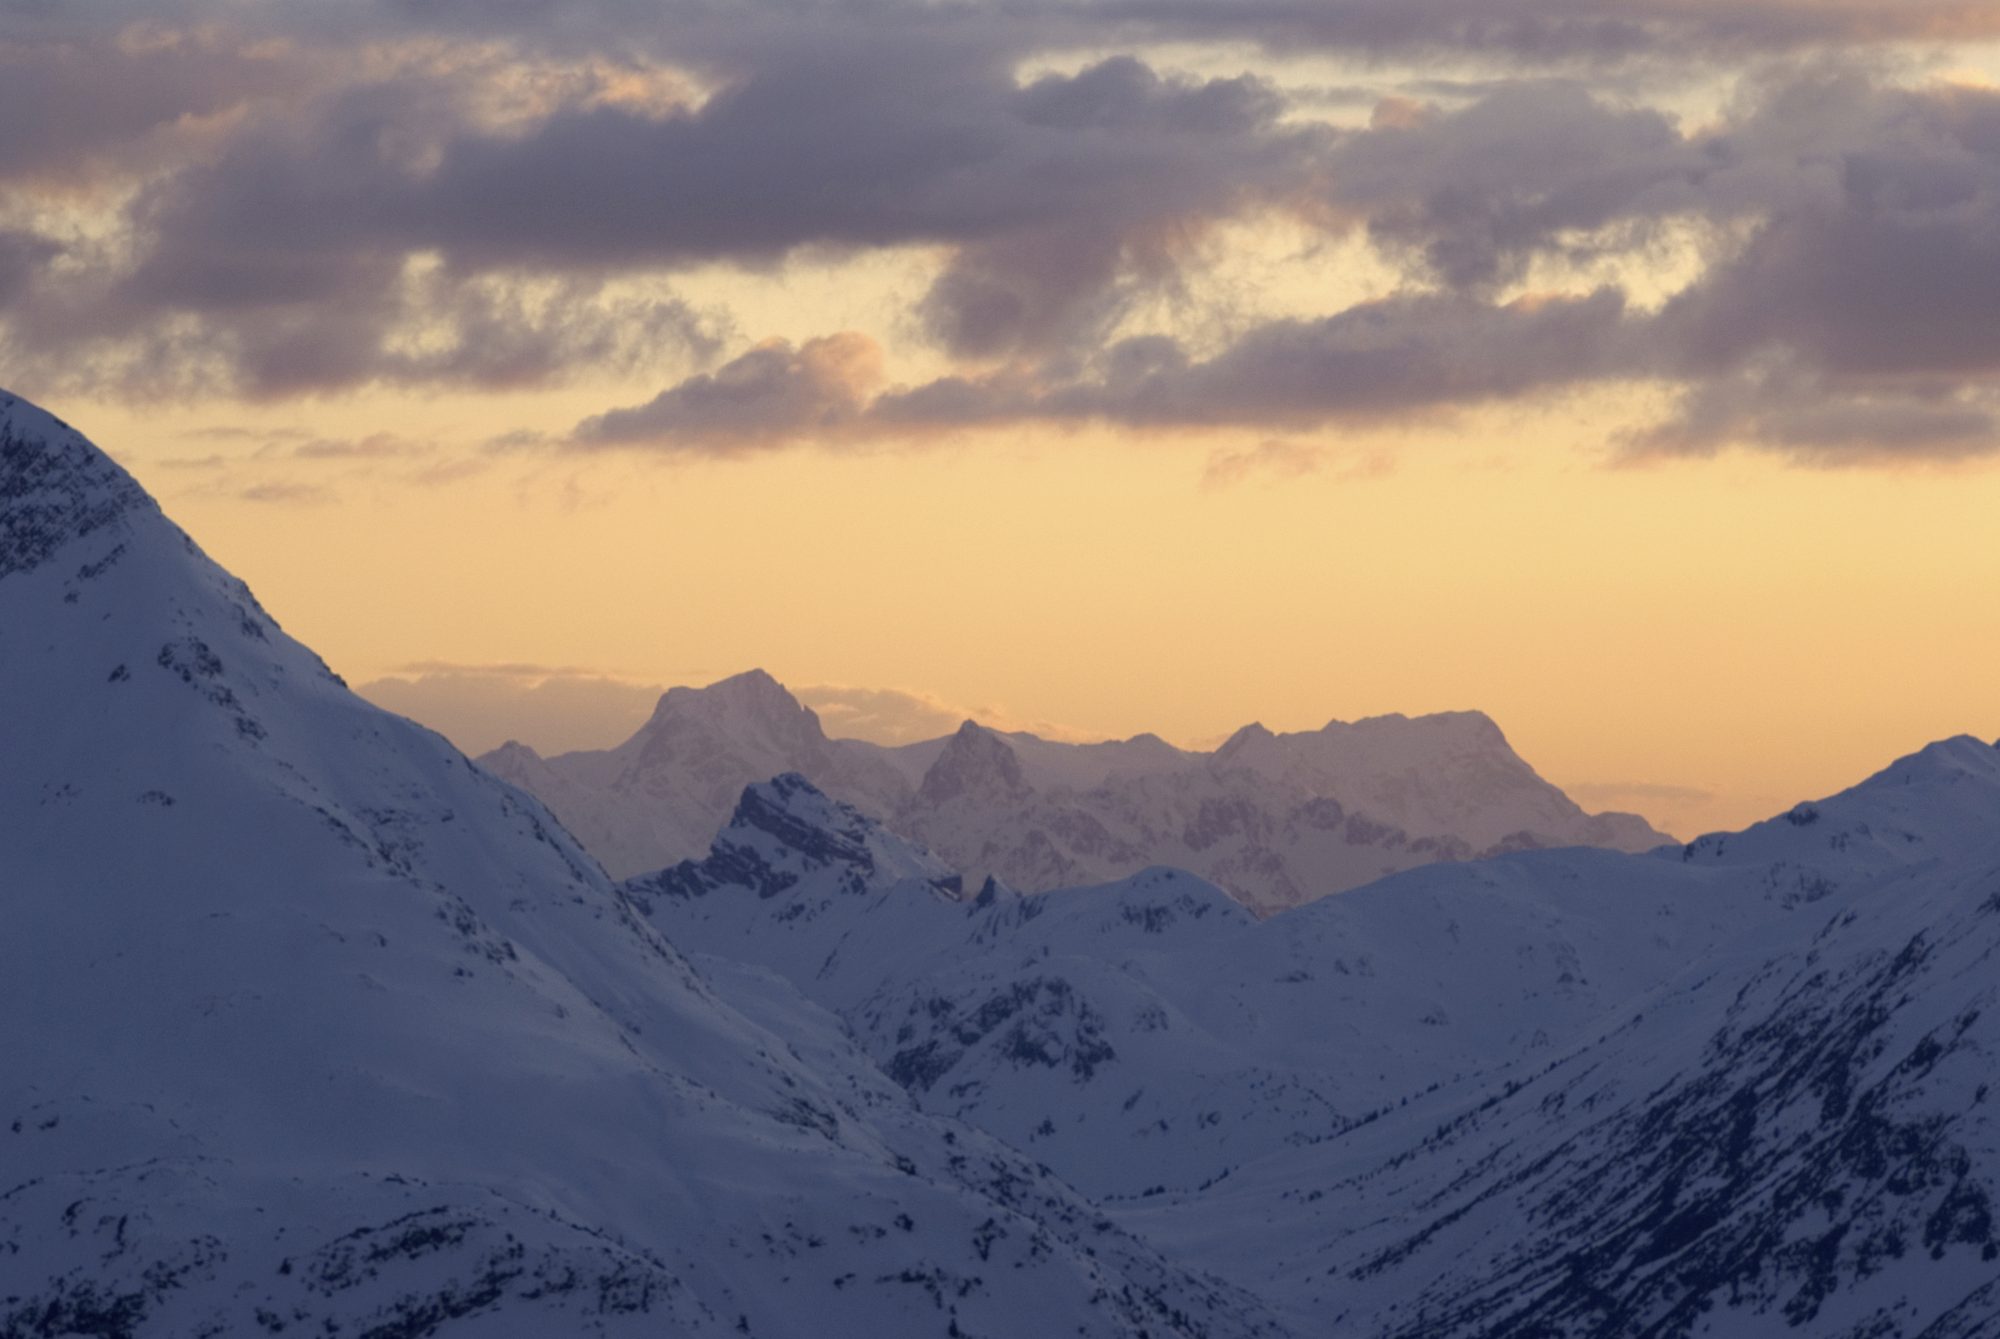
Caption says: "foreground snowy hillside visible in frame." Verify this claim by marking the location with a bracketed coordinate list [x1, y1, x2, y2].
[635, 740, 2000, 1335]
[489, 675, 1668, 910]
[626, 774, 1817, 1199]
[0, 390, 1280, 1339]
[1130, 736, 2000, 1336]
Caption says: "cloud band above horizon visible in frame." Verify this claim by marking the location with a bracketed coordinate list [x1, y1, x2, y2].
[3, 2, 1999, 465]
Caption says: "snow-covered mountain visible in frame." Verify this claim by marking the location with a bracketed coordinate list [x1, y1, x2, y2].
[625, 775, 1792, 1200]
[0, 389, 1282, 1339]
[886, 717, 1667, 915]
[1129, 735, 2000, 1337]
[489, 676, 1670, 910]
[631, 737, 2000, 1335]
[481, 668, 911, 881]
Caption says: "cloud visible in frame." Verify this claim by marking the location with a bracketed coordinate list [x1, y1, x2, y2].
[576, 334, 884, 450]
[1096, 0, 2000, 61]
[356, 664, 669, 756]
[796, 684, 970, 745]
[912, 56, 1304, 358]
[1202, 439, 1330, 488]
[1199, 438, 1394, 487]
[1564, 779, 1715, 805]
[2, 25, 1317, 394]
[236, 480, 336, 505]
[1063, 288, 1635, 426]
[7, 5, 2000, 471]
[0, 230, 60, 310]
[580, 288, 1636, 449]
[566, 67, 2000, 464]
[1562, 776, 1727, 841]
[1627, 360, 2000, 465]
[1322, 81, 1708, 290]
[290, 433, 432, 461]
[1654, 77, 2000, 382]
[0, 21, 307, 185]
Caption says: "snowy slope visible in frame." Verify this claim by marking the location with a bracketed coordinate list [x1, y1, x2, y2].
[631, 775, 1809, 1198]
[0, 390, 1283, 1339]
[500, 680, 1670, 911]
[634, 742, 2000, 1335]
[1126, 736, 2000, 1337]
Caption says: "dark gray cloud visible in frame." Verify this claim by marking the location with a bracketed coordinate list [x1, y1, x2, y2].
[5, 19, 1317, 395]
[108, 41, 1315, 355]
[1081, 0, 2000, 60]
[1064, 288, 1635, 426]
[118, 37, 1295, 278]
[0, 22, 306, 183]
[1324, 82, 1711, 289]
[6, 1, 2000, 467]
[1629, 362, 2000, 465]
[1656, 79, 2000, 382]
[583, 288, 1637, 445]
[0, 230, 60, 308]
[576, 68, 2000, 462]
[364, 0, 2000, 63]
[915, 56, 1303, 358]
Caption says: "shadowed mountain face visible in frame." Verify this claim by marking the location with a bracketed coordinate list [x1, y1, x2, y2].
[486, 675, 1670, 911]
[631, 739, 2000, 1337]
[0, 389, 1283, 1339]
[17, 384, 2000, 1339]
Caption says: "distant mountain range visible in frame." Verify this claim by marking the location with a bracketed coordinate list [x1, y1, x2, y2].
[483, 669, 1670, 912]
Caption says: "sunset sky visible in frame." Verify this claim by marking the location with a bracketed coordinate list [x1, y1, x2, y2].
[9, 1, 2000, 836]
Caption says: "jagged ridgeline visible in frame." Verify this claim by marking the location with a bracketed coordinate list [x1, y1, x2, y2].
[0, 388, 1281, 1337]
[11, 385, 2000, 1339]
[484, 677, 1671, 912]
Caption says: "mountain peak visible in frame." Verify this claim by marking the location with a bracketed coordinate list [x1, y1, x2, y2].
[646, 667, 811, 726]
[916, 719, 1031, 806]
[729, 771, 876, 868]
[1214, 721, 1275, 763]
[1, 389, 153, 580]
[709, 665, 791, 702]
[1409, 707, 1508, 746]
[1850, 733, 2000, 795]
[630, 771, 960, 905]
[485, 738, 542, 765]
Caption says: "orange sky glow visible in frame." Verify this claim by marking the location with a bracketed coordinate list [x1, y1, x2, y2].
[9, 12, 2000, 839]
